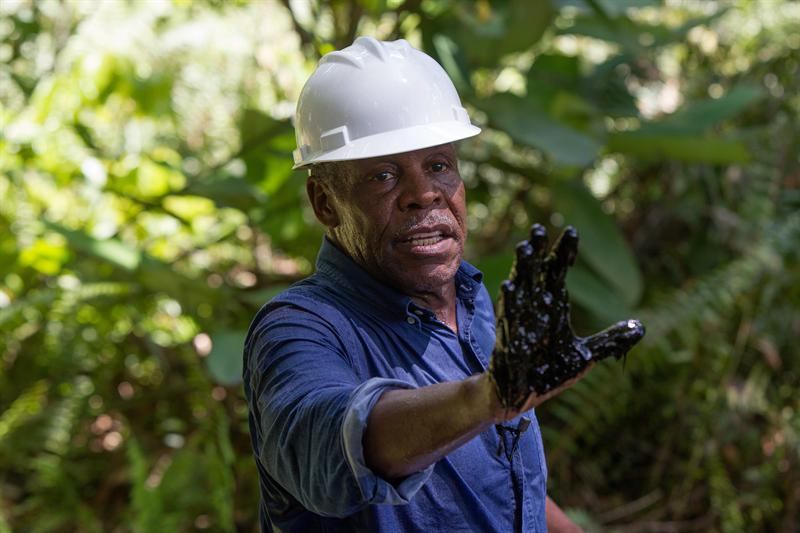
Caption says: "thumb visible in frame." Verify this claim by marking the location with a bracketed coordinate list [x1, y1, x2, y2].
[584, 319, 645, 361]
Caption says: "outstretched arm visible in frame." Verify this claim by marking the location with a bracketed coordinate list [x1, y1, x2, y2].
[364, 373, 493, 479]
[365, 224, 644, 478]
[364, 370, 583, 479]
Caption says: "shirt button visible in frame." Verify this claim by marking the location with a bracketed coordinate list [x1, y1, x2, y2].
[414, 310, 423, 316]
[406, 317, 416, 325]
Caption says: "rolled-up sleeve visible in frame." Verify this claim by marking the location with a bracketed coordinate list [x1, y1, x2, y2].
[245, 304, 432, 518]
[342, 378, 435, 505]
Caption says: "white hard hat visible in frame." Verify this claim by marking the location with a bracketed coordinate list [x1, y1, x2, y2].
[292, 36, 481, 170]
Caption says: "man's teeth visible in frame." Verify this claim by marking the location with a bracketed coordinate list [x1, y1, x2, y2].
[407, 232, 445, 245]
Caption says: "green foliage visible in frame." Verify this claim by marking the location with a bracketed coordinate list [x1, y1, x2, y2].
[1, 0, 798, 530]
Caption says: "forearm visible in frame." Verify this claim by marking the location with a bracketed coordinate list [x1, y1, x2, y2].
[363, 372, 499, 479]
[546, 496, 583, 533]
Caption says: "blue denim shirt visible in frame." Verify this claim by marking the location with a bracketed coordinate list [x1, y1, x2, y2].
[243, 238, 548, 532]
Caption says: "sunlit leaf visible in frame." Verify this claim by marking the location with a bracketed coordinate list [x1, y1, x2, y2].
[136, 159, 185, 199]
[184, 178, 265, 211]
[44, 221, 141, 271]
[641, 85, 764, 135]
[19, 238, 70, 275]
[162, 195, 217, 221]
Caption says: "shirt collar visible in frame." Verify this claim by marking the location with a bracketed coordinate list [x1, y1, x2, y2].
[315, 237, 484, 320]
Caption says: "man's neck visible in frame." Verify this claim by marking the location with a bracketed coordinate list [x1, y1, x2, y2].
[408, 283, 458, 333]
[325, 236, 461, 332]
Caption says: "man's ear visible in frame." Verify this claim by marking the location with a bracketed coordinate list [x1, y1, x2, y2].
[307, 177, 341, 229]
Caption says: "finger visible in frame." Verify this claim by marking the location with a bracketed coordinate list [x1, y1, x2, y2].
[510, 224, 548, 286]
[499, 280, 520, 321]
[526, 224, 549, 287]
[528, 223, 549, 260]
[510, 241, 535, 287]
[544, 226, 579, 289]
[584, 319, 646, 361]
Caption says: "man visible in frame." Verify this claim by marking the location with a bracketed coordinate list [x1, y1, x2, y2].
[243, 37, 643, 532]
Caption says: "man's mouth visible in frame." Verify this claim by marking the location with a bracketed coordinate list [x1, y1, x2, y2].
[395, 224, 459, 257]
[403, 231, 446, 246]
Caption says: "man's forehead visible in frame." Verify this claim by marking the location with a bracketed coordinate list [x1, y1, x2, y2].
[352, 143, 457, 168]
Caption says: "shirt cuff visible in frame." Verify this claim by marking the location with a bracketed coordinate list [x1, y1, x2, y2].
[341, 377, 434, 505]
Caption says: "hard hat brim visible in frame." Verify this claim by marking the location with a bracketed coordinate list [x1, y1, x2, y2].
[293, 121, 481, 170]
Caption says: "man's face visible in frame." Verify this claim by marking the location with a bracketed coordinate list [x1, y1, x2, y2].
[316, 143, 467, 296]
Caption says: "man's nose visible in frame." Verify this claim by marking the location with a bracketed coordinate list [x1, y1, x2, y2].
[397, 169, 442, 211]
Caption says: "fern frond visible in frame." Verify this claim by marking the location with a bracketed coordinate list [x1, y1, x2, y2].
[639, 213, 800, 342]
[0, 380, 48, 444]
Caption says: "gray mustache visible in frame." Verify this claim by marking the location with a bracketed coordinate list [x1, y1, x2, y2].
[395, 212, 458, 238]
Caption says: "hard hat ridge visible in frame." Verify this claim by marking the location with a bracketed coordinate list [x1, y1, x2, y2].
[292, 36, 481, 169]
[320, 37, 411, 69]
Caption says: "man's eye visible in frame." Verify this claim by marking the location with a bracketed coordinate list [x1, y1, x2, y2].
[430, 162, 449, 173]
[373, 171, 395, 182]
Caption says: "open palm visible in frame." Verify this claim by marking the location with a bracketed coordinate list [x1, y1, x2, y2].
[490, 224, 646, 410]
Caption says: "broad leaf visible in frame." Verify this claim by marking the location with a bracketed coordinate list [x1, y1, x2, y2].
[566, 261, 632, 322]
[480, 93, 601, 167]
[551, 180, 643, 306]
[184, 177, 265, 211]
[425, 0, 554, 68]
[607, 133, 750, 163]
[641, 85, 764, 135]
[44, 221, 141, 271]
[239, 109, 293, 152]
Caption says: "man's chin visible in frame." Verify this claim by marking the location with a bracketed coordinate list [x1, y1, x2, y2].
[391, 260, 461, 294]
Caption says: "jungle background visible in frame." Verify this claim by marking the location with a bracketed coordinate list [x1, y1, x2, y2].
[1, 0, 799, 531]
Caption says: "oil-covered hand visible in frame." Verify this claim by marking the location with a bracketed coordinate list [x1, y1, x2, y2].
[489, 224, 645, 411]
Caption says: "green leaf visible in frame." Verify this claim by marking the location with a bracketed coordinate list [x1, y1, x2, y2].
[431, 34, 472, 94]
[641, 85, 764, 135]
[428, 0, 554, 68]
[473, 250, 514, 303]
[162, 195, 217, 220]
[551, 180, 643, 306]
[583, 54, 639, 117]
[552, 0, 663, 18]
[0, 288, 58, 327]
[559, 8, 727, 50]
[184, 177, 265, 211]
[0, 380, 48, 444]
[239, 109, 292, 150]
[357, 0, 387, 15]
[18, 237, 70, 275]
[607, 132, 751, 163]
[206, 330, 246, 385]
[236, 109, 295, 199]
[44, 221, 141, 271]
[593, 0, 662, 16]
[480, 93, 602, 167]
[566, 261, 632, 321]
[527, 53, 581, 91]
